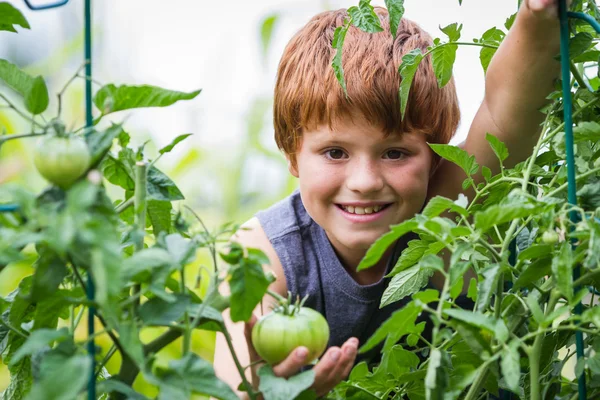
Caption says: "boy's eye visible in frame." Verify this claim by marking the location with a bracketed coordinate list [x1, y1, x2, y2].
[384, 149, 405, 160]
[325, 149, 346, 160]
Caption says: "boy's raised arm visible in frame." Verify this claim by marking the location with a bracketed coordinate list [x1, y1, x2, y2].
[429, 0, 562, 201]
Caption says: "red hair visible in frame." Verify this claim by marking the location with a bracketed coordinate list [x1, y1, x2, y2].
[273, 7, 460, 165]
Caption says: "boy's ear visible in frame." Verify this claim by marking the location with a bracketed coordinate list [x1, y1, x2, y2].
[287, 157, 299, 178]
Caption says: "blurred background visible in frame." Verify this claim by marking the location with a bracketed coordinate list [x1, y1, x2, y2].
[0, 0, 518, 396]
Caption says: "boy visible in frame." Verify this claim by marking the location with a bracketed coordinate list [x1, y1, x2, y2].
[215, 0, 564, 397]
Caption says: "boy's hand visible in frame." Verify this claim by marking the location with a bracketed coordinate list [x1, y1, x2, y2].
[244, 314, 358, 397]
[524, 0, 569, 19]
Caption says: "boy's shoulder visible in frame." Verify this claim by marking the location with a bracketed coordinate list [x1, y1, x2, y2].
[255, 190, 314, 241]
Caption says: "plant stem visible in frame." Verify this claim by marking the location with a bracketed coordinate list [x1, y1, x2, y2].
[114, 197, 134, 214]
[95, 344, 117, 378]
[0, 131, 46, 144]
[0, 93, 44, 128]
[221, 324, 258, 400]
[0, 319, 28, 339]
[529, 292, 560, 400]
[266, 289, 286, 304]
[464, 364, 489, 400]
[132, 162, 147, 314]
[57, 62, 89, 117]
[545, 166, 600, 198]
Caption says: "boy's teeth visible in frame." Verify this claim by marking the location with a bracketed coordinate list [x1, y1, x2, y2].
[343, 205, 383, 214]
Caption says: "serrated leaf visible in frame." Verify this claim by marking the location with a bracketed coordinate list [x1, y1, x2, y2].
[0, 3, 30, 33]
[429, 143, 479, 176]
[348, 0, 383, 33]
[422, 195, 468, 218]
[156, 353, 238, 400]
[425, 349, 449, 400]
[9, 328, 69, 367]
[358, 220, 418, 271]
[551, 242, 573, 301]
[24, 76, 49, 115]
[159, 133, 192, 155]
[84, 124, 123, 168]
[384, 0, 404, 38]
[574, 121, 600, 142]
[485, 132, 509, 165]
[474, 201, 547, 232]
[501, 342, 520, 393]
[569, 32, 594, 59]
[359, 301, 420, 353]
[398, 49, 424, 119]
[148, 200, 172, 236]
[228, 258, 272, 322]
[94, 84, 201, 115]
[25, 354, 90, 400]
[476, 263, 500, 312]
[0, 59, 48, 115]
[440, 23, 462, 42]
[387, 239, 430, 277]
[332, 24, 349, 96]
[139, 294, 191, 326]
[147, 166, 184, 201]
[258, 365, 315, 400]
[380, 264, 434, 307]
[431, 44, 457, 88]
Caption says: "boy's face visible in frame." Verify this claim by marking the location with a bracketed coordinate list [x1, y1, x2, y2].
[289, 115, 433, 266]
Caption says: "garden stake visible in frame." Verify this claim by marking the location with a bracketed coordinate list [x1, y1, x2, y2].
[558, 2, 600, 399]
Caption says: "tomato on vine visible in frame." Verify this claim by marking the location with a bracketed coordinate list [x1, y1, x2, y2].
[33, 120, 91, 189]
[541, 230, 559, 244]
[252, 292, 330, 365]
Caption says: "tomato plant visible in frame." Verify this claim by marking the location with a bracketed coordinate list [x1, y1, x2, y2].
[252, 293, 330, 365]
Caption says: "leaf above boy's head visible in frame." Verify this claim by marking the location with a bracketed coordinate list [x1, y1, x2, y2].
[398, 49, 424, 119]
[348, 0, 383, 33]
[384, 0, 405, 39]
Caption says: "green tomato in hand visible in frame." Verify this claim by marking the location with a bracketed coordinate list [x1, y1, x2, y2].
[33, 134, 91, 189]
[252, 307, 330, 365]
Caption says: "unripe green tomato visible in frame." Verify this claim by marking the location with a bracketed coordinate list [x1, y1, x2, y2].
[251, 307, 330, 365]
[33, 135, 91, 189]
[541, 230, 559, 244]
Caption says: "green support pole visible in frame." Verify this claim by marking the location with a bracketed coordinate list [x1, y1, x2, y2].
[84, 0, 96, 399]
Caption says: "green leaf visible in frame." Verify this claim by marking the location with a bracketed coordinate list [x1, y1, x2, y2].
[139, 294, 191, 326]
[504, 13, 517, 30]
[118, 321, 145, 367]
[147, 166, 185, 201]
[90, 245, 122, 309]
[478, 27, 503, 74]
[84, 124, 124, 168]
[30, 248, 68, 302]
[123, 247, 173, 282]
[425, 349, 449, 400]
[25, 354, 90, 400]
[0, 59, 49, 115]
[551, 242, 573, 301]
[148, 200, 173, 237]
[0, 3, 30, 33]
[574, 121, 600, 142]
[156, 353, 238, 400]
[480, 47, 497, 74]
[429, 144, 479, 176]
[501, 341, 521, 393]
[159, 133, 193, 155]
[485, 133, 509, 164]
[9, 328, 69, 367]
[431, 43, 457, 88]
[358, 220, 418, 271]
[398, 49, 424, 119]
[387, 239, 430, 277]
[380, 256, 439, 307]
[332, 24, 350, 96]
[474, 201, 547, 232]
[569, 32, 594, 59]
[94, 84, 201, 115]
[476, 263, 501, 312]
[348, 0, 383, 33]
[359, 301, 420, 353]
[228, 259, 272, 322]
[164, 233, 197, 267]
[514, 257, 552, 290]
[24, 76, 49, 115]
[258, 365, 315, 400]
[422, 195, 468, 218]
[518, 244, 553, 262]
[440, 23, 462, 42]
[97, 379, 150, 400]
[384, 0, 404, 39]
[444, 309, 508, 342]
[102, 155, 135, 190]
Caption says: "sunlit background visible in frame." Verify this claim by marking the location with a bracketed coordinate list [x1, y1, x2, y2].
[0, 0, 518, 396]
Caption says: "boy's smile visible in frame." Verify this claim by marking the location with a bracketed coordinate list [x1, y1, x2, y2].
[288, 115, 433, 271]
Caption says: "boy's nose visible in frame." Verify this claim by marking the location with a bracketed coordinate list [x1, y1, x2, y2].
[345, 160, 384, 193]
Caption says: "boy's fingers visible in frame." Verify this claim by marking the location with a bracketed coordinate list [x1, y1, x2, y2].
[272, 346, 309, 377]
[317, 338, 358, 391]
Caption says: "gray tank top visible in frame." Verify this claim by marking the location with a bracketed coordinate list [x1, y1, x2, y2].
[256, 190, 416, 363]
